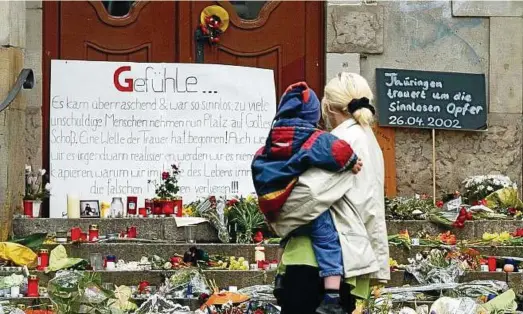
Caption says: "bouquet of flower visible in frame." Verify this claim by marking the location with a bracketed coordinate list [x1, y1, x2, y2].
[385, 195, 437, 220]
[226, 195, 266, 244]
[462, 175, 517, 204]
[198, 196, 231, 243]
[148, 164, 181, 200]
[24, 165, 51, 201]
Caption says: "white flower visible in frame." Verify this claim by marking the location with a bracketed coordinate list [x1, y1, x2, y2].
[25, 165, 32, 174]
[478, 185, 485, 190]
[45, 183, 52, 191]
[412, 209, 423, 215]
[487, 186, 493, 191]
[407, 258, 415, 264]
[27, 176, 35, 185]
[39, 169, 46, 176]
[415, 253, 423, 261]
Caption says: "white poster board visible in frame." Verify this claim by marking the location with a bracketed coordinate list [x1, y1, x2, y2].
[49, 60, 276, 218]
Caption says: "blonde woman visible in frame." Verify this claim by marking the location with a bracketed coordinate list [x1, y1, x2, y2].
[271, 73, 390, 314]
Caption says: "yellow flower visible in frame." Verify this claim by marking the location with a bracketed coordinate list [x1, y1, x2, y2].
[245, 194, 256, 203]
[482, 232, 498, 241]
[498, 231, 512, 242]
[389, 258, 398, 268]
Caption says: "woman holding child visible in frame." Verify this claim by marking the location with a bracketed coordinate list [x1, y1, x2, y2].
[252, 72, 389, 314]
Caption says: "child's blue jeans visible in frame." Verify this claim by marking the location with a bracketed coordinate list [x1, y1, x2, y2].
[280, 210, 343, 277]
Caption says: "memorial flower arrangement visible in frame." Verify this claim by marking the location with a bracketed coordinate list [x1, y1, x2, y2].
[226, 195, 266, 244]
[24, 165, 51, 201]
[385, 195, 437, 220]
[23, 165, 51, 217]
[462, 175, 517, 204]
[148, 164, 183, 216]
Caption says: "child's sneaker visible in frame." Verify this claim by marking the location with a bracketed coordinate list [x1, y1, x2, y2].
[315, 301, 345, 314]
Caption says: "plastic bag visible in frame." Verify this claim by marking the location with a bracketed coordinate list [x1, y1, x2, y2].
[429, 297, 478, 314]
[238, 285, 275, 301]
[46, 245, 86, 272]
[0, 242, 37, 267]
[133, 294, 191, 314]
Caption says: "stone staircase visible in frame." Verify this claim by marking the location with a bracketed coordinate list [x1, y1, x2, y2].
[2, 217, 523, 311]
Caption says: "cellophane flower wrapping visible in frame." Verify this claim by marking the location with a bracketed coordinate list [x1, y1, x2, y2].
[133, 294, 191, 314]
[48, 271, 120, 314]
[197, 197, 231, 243]
[166, 268, 209, 298]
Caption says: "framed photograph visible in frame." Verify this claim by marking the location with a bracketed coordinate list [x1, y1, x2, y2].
[80, 200, 100, 218]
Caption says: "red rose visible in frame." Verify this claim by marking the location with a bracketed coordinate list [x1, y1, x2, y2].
[253, 231, 264, 243]
[508, 207, 517, 215]
[436, 201, 444, 208]
[162, 172, 169, 180]
[227, 199, 239, 207]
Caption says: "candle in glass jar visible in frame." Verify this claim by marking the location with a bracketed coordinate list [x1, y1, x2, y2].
[67, 194, 80, 218]
[127, 196, 138, 216]
[27, 275, 39, 297]
[89, 225, 99, 242]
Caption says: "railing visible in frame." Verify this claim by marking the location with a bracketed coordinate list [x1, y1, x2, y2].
[0, 68, 34, 113]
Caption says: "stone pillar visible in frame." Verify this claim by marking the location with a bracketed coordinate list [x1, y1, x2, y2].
[0, 1, 27, 241]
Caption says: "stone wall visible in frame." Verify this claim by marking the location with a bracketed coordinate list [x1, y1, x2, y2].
[25, 1, 42, 169]
[326, 0, 523, 196]
[0, 2, 27, 240]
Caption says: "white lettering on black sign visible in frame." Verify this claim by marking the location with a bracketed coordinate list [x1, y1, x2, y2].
[376, 68, 487, 131]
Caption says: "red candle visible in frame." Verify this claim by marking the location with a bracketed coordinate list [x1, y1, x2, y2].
[488, 256, 497, 272]
[23, 200, 33, 217]
[70, 227, 81, 241]
[127, 196, 138, 215]
[89, 224, 99, 242]
[37, 249, 49, 271]
[138, 207, 147, 217]
[127, 226, 137, 238]
[27, 275, 39, 297]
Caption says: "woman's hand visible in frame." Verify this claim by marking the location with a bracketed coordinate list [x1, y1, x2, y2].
[351, 158, 363, 174]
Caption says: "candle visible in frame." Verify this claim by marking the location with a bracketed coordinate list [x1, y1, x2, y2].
[67, 194, 80, 218]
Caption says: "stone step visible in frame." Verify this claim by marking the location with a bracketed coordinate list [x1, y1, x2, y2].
[38, 242, 523, 269]
[14, 218, 523, 241]
[42, 243, 280, 263]
[28, 269, 275, 289]
[389, 245, 523, 264]
[12, 217, 219, 242]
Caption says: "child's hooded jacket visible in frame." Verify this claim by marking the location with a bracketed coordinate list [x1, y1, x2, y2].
[251, 82, 358, 221]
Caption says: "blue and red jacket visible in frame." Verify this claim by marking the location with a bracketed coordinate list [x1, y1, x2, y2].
[251, 82, 358, 221]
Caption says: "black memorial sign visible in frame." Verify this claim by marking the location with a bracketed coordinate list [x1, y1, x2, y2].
[376, 68, 487, 131]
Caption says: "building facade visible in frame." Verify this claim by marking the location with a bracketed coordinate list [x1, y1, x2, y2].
[0, 1, 522, 233]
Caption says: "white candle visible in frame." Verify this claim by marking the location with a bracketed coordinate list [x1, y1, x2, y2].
[67, 194, 80, 219]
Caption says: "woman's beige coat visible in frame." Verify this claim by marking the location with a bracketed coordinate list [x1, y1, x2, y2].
[269, 118, 390, 282]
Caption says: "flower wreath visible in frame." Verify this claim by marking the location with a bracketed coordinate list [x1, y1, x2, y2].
[199, 5, 230, 45]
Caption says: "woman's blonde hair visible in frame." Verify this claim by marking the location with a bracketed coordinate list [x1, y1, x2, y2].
[321, 72, 375, 126]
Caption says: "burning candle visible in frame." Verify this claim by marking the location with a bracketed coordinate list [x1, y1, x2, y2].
[67, 194, 80, 218]
[89, 224, 99, 242]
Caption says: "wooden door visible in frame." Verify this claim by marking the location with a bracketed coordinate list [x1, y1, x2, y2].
[178, 1, 324, 97]
[43, 1, 178, 169]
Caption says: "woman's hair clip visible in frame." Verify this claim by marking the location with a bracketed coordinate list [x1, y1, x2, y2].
[347, 97, 376, 115]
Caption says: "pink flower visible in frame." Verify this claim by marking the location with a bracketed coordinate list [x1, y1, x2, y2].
[162, 172, 169, 180]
